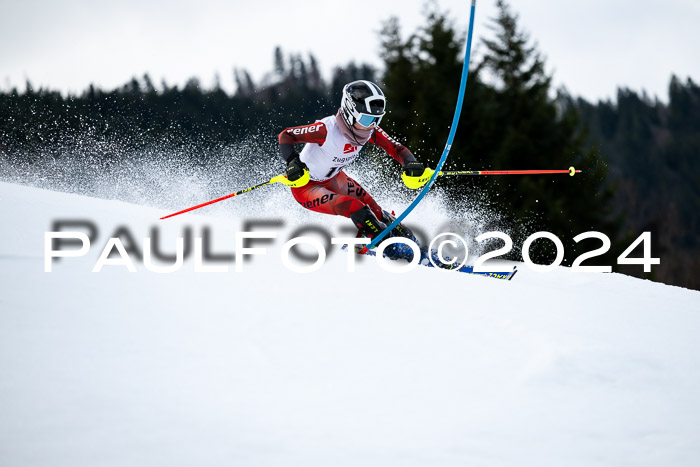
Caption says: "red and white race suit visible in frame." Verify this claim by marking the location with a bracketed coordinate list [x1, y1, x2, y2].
[278, 115, 415, 218]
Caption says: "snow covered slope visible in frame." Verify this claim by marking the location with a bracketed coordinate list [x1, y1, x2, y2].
[1, 181, 699, 467]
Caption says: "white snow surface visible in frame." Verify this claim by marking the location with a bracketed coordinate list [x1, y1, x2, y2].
[1, 180, 699, 467]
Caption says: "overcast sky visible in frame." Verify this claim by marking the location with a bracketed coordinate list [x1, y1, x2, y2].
[1, 0, 699, 103]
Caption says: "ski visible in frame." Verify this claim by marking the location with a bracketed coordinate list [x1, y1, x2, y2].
[341, 244, 517, 280]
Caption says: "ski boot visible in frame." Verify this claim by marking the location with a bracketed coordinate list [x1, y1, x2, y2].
[380, 210, 418, 243]
[350, 206, 416, 262]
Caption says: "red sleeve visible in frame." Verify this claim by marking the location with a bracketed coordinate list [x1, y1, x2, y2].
[278, 122, 328, 146]
[369, 126, 416, 166]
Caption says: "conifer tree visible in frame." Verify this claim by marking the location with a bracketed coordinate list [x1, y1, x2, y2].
[462, 0, 618, 264]
[378, 6, 464, 162]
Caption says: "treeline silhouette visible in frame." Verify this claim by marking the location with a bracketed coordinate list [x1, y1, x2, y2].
[1, 0, 697, 289]
[574, 77, 700, 288]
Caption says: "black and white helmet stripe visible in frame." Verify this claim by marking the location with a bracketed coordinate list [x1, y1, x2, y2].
[362, 80, 384, 110]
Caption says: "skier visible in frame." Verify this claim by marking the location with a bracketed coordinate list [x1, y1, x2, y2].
[278, 80, 429, 258]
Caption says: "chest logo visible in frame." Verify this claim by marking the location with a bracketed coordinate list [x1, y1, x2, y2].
[343, 144, 358, 154]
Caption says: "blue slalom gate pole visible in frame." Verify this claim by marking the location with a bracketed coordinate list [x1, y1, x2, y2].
[363, 0, 478, 252]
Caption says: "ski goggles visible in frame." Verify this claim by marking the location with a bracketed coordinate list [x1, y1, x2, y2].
[355, 94, 385, 127]
[356, 113, 384, 127]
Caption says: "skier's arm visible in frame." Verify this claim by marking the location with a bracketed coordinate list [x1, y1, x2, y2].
[371, 127, 430, 189]
[278, 122, 328, 162]
[369, 126, 417, 166]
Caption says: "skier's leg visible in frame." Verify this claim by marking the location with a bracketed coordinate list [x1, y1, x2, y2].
[324, 172, 384, 219]
[291, 173, 414, 261]
[291, 171, 380, 218]
[329, 173, 415, 240]
[291, 182, 369, 217]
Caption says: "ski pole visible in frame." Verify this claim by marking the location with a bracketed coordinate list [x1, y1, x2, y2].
[439, 166, 581, 176]
[160, 174, 294, 220]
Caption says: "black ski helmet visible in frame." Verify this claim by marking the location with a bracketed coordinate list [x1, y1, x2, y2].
[340, 80, 386, 128]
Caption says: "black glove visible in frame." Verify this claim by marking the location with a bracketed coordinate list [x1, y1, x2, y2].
[403, 161, 425, 177]
[286, 154, 308, 182]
